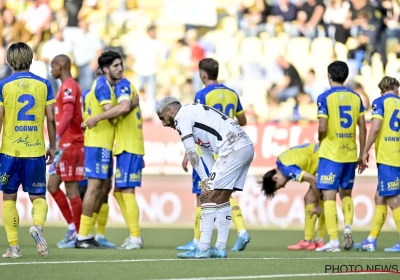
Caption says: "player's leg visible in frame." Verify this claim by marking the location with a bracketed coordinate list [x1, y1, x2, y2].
[230, 195, 251, 252]
[355, 191, 386, 252]
[79, 179, 88, 200]
[315, 159, 342, 252]
[23, 156, 49, 257]
[94, 178, 115, 247]
[116, 152, 143, 249]
[338, 162, 357, 251]
[384, 193, 400, 252]
[316, 197, 326, 248]
[1, 154, 22, 258]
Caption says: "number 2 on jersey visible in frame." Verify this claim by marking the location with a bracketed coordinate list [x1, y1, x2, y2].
[339, 105, 352, 128]
[17, 94, 35, 121]
[389, 109, 400, 132]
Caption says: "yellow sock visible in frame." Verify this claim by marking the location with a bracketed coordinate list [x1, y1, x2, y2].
[392, 207, 400, 239]
[230, 197, 246, 233]
[122, 193, 140, 237]
[324, 200, 339, 241]
[96, 203, 109, 236]
[3, 201, 19, 246]
[194, 207, 201, 240]
[32, 198, 48, 228]
[304, 204, 318, 241]
[79, 215, 92, 237]
[317, 201, 326, 239]
[89, 213, 98, 235]
[341, 196, 354, 226]
[370, 205, 387, 239]
[114, 192, 128, 224]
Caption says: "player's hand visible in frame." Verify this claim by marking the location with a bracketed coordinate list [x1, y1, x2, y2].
[358, 152, 369, 174]
[310, 205, 322, 217]
[86, 116, 100, 128]
[142, 159, 146, 169]
[201, 179, 211, 195]
[55, 135, 60, 151]
[131, 95, 139, 108]
[182, 154, 189, 172]
[46, 147, 55, 165]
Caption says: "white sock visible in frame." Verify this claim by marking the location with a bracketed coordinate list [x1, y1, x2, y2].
[238, 229, 247, 237]
[95, 234, 104, 239]
[330, 239, 340, 246]
[215, 201, 231, 251]
[130, 236, 142, 243]
[68, 223, 76, 231]
[77, 234, 90, 241]
[316, 238, 324, 243]
[198, 203, 217, 252]
[367, 235, 376, 242]
[345, 225, 352, 230]
[193, 238, 199, 244]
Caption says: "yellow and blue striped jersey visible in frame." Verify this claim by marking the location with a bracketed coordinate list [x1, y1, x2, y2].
[317, 86, 365, 163]
[84, 76, 117, 150]
[114, 78, 144, 156]
[277, 143, 319, 182]
[371, 93, 400, 167]
[0, 72, 55, 157]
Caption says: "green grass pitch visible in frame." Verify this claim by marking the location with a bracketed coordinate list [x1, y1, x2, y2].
[1, 227, 400, 279]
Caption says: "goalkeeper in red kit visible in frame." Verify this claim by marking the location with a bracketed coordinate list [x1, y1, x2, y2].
[47, 55, 85, 248]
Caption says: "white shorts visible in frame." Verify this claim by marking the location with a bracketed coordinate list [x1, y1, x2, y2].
[208, 144, 254, 191]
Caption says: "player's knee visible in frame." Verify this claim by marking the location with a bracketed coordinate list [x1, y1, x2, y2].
[47, 185, 59, 195]
[374, 193, 386, 205]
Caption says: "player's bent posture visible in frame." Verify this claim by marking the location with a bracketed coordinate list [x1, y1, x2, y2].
[316, 61, 367, 252]
[157, 97, 254, 259]
[47, 55, 84, 248]
[0, 42, 56, 258]
[86, 77, 142, 249]
[261, 143, 325, 250]
[75, 51, 122, 248]
[356, 76, 400, 252]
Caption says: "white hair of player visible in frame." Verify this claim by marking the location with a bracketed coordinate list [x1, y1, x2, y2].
[156, 96, 180, 114]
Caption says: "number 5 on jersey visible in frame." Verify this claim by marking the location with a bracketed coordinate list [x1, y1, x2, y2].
[339, 105, 352, 128]
[17, 94, 35, 121]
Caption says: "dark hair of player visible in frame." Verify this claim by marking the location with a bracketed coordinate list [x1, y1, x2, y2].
[327, 61, 349, 84]
[260, 169, 277, 199]
[378, 76, 400, 93]
[6, 42, 33, 71]
[98, 50, 122, 70]
[199, 58, 219, 80]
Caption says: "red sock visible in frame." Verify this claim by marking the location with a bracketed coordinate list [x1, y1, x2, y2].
[70, 196, 82, 232]
[52, 189, 73, 225]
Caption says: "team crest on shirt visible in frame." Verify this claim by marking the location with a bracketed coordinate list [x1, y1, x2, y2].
[121, 87, 129, 93]
[289, 173, 296, 180]
[317, 102, 321, 110]
[64, 88, 72, 96]
[372, 104, 377, 111]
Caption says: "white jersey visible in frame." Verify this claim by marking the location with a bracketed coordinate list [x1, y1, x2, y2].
[175, 103, 252, 156]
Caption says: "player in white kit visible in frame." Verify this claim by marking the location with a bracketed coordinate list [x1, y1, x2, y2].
[157, 96, 254, 259]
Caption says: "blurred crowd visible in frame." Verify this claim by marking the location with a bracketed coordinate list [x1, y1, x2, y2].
[0, 0, 399, 123]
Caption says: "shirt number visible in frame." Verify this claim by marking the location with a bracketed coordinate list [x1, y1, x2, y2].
[339, 105, 352, 128]
[389, 109, 400, 132]
[212, 103, 235, 119]
[17, 94, 35, 121]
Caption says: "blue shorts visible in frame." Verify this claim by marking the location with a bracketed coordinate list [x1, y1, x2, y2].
[115, 152, 143, 188]
[377, 164, 400, 197]
[0, 154, 46, 195]
[316, 158, 357, 191]
[79, 179, 88, 187]
[84, 147, 113, 179]
[192, 158, 209, 194]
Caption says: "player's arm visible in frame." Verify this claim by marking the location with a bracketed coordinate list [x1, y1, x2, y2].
[357, 97, 367, 165]
[45, 82, 56, 164]
[182, 136, 208, 181]
[301, 172, 321, 210]
[86, 100, 130, 128]
[199, 146, 216, 172]
[235, 94, 247, 126]
[0, 106, 3, 135]
[316, 94, 328, 145]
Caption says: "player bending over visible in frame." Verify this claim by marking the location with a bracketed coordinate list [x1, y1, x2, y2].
[0, 42, 56, 258]
[86, 76, 143, 249]
[46, 54, 84, 249]
[261, 143, 325, 250]
[157, 97, 254, 259]
[178, 58, 250, 252]
[316, 61, 367, 252]
[75, 51, 122, 249]
[356, 76, 400, 252]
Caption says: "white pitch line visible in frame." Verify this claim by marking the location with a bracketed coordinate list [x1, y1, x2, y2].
[158, 272, 400, 280]
[2, 257, 400, 266]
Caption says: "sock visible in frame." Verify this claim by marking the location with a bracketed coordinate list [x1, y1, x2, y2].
[324, 200, 339, 241]
[341, 196, 354, 226]
[198, 203, 217, 252]
[78, 214, 92, 240]
[52, 189, 73, 225]
[317, 201, 326, 240]
[70, 196, 82, 232]
[89, 213, 98, 236]
[96, 203, 109, 236]
[114, 192, 128, 224]
[304, 203, 318, 241]
[122, 193, 140, 237]
[216, 201, 232, 250]
[392, 207, 400, 240]
[68, 223, 75, 230]
[230, 197, 246, 235]
[194, 206, 201, 240]
[2, 201, 19, 246]
[369, 205, 387, 240]
[32, 198, 48, 228]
